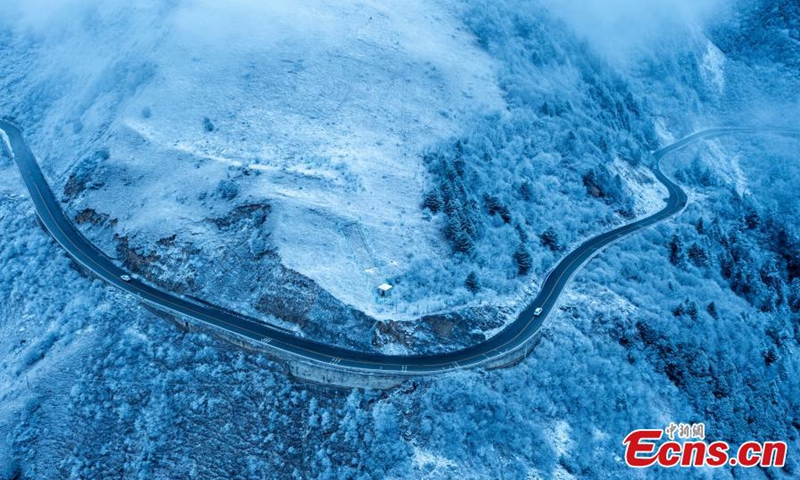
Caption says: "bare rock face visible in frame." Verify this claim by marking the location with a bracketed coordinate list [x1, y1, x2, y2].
[113, 234, 199, 294]
[254, 266, 319, 328]
[372, 306, 508, 354]
[74, 208, 117, 228]
[63, 149, 110, 201]
[208, 203, 270, 230]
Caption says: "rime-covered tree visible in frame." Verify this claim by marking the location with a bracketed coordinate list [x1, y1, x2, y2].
[669, 234, 684, 266]
[688, 243, 708, 267]
[465, 271, 481, 293]
[540, 227, 561, 251]
[513, 245, 532, 275]
[422, 191, 442, 213]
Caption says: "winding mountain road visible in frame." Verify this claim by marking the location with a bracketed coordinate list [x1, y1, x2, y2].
[1, 119, 793, 376]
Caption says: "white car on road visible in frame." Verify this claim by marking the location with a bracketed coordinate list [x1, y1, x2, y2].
[120, 274, 132, 282]
[533, 307, 543, 316]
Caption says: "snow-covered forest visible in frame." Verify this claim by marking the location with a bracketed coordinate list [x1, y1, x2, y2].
[1, 0, 799, 478]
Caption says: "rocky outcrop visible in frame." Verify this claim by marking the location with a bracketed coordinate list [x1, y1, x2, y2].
[209, 203, 270, 230]
[62, 149, 109, 200]
[373, 306, 508, 354]
[254, 266, 319, 328]
[74, 208, 117, 227]
[113, 234, 199, 294]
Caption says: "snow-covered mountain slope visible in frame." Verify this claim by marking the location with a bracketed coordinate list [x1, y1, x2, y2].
[1, 0, 685, 353]
[2, 0, 800, 477]
[1, 0, 507, 346]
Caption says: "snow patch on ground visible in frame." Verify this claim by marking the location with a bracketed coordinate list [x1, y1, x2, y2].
[548, 421, 573, 457]
[0, 130, 12, 161]
[608, 158, 669, 217]
[699, 139, 749, 194]
[410, 445, 458, 473]
[559, 280, 639, 320]
[654, 118, 677, 146]
[700, 40, 726, 95]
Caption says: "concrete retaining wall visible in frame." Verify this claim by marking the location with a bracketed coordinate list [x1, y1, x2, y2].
[141, 298, 544, 389]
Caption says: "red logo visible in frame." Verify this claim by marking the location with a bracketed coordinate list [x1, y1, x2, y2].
[623, 424, 787, 468]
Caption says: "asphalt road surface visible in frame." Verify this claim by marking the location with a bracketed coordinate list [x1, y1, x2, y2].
[2, 119, 793, 375]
